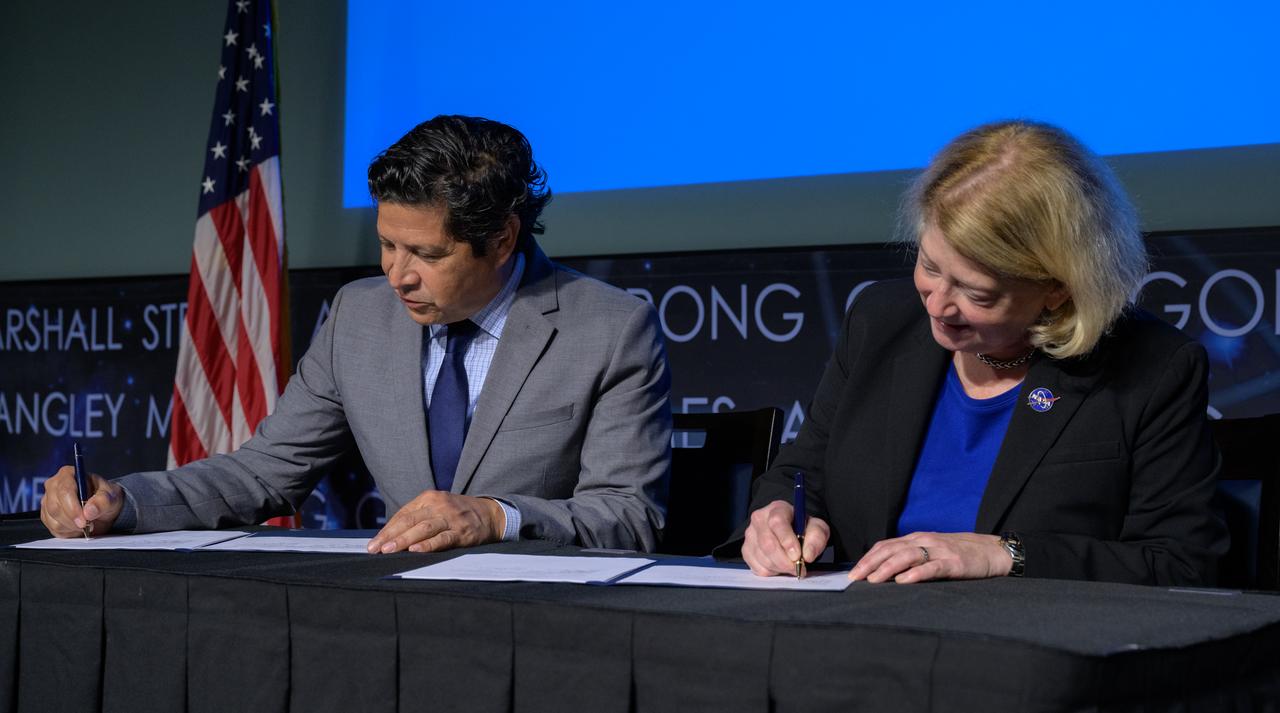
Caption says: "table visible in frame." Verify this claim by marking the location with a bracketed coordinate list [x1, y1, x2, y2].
[1, 520, 1278, 713]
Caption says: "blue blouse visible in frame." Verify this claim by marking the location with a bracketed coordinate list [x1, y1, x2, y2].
[895, 364, 1020, 536]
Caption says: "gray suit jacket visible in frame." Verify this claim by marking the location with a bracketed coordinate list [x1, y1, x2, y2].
[116, 244, 672, 551]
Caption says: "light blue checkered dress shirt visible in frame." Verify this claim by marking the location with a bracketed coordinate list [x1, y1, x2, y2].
[422, 252, 525, 541]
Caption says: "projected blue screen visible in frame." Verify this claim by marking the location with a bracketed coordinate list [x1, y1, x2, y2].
[344, 1, 1279, 207]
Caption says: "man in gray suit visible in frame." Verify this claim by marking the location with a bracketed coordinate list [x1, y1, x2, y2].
[40, 116, 672, 553]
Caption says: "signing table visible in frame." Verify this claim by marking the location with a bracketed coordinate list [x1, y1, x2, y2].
[1, 520, 1278, 713]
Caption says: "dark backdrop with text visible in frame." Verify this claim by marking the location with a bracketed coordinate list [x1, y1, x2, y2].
[2, 228, 1276, 526]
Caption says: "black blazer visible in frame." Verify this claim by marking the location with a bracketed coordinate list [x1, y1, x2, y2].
[726, 279, 1228, 586]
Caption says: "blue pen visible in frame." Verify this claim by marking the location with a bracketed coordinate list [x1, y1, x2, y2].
[72, 442, 92, 539]
[793, 471, 806, 578]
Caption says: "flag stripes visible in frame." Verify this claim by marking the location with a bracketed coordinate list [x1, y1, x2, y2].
[169, 0, 291, 532]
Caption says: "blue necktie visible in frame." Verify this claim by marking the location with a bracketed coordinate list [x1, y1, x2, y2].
[427, 320, 479, 493]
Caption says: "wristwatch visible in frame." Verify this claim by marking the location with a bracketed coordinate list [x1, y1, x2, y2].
[999, 531, 1026, 578]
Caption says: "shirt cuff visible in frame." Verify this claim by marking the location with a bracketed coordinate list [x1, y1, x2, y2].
[489, 497, 521, 542]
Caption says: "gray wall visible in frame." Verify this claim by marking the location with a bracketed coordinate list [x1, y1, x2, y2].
[3, 0, 1278, 282]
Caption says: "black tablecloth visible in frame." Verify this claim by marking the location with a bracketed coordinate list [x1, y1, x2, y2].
[2, 520, 1278, 713]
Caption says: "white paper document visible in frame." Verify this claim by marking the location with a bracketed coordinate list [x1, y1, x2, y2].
[13, 530, 251, 551]
[615, 563, 853, 591]
[201, 534, 373, 554]
[393, 553, 656, 584]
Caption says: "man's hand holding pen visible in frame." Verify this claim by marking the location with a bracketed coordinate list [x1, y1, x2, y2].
[39, 465, 124, 539]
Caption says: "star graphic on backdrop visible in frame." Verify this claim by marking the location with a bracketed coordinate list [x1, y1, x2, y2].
[210, 141, 227, 159]
[202, 177, 216, 194]
[258, 98, 274, 116]
[224, 30, 238, 46]
[222, 109, 236, 126]
[236, 156, 251, 172]
[235, 77, 249, 93]
[236, 0, 249, 13]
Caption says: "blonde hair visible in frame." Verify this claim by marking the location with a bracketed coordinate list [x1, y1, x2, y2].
[902, 120, 1148, 358]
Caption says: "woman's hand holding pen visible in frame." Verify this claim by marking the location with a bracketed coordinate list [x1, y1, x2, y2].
[39, 466, 123, 538]
[742, 500, 830, 577]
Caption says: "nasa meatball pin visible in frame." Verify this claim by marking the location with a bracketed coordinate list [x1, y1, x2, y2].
[1027, 388, 1060, 413]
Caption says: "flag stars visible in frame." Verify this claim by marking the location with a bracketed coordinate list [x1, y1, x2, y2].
[218, 65, 226, 80]
[250, 132, 264, 151]
[235, 76, 249, 92]
[259, 98, 274, 116]
[222, 109, 236, 126]
[246, 44, 266, 70]
[224, 30, 238, 46]
[264, 23, 271, 38]
[210, 141, 228, 159]
[202, 177, 216, 194]
[236, 156, 251, 172]
[236, 0, 249, 13]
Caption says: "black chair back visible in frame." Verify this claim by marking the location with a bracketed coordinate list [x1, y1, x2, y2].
[660, 407, 784, 556]
[1211, 414, 1280, 590]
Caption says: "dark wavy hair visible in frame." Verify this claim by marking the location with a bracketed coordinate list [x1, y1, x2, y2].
[367, 115, 552, 256]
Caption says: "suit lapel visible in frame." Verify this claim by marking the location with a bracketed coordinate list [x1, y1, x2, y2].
[973, 354, 1099, 532]
[875, 323, 951, 539]
[391, 310, 433, 487]
[452, 246, 559, 493]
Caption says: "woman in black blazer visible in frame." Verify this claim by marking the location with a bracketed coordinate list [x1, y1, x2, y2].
[737, 121, 1227, 586]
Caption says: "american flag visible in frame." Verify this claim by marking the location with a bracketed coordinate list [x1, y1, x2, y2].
[169, 0, 290, 491]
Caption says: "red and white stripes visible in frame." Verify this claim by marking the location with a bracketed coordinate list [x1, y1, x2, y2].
[169, 156, 286, 469]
